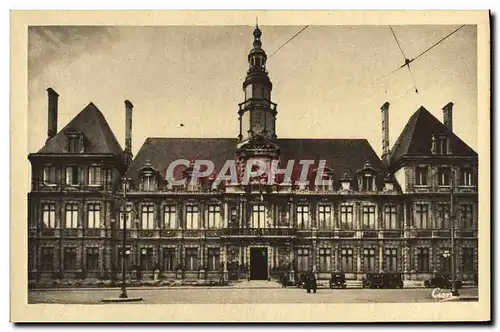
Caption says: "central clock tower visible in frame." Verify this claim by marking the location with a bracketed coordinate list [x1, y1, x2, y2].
[238, 24, 278, 143]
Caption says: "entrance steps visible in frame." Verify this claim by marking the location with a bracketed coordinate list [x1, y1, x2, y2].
[232, 280, 284, 289]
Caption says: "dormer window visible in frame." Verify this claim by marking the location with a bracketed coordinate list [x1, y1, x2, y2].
[362, 175, 374, 191]
[64, 128, 85, 154]
[357, 161, 378, 192]
[139, 160, 158, 192]
[433, 134, 450, 155]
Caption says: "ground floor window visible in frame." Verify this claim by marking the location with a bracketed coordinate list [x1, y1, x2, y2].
[208, 248, 221, 271]
[462, 247, 474, 272]
[163, 248, 175, 271]
[140, 248, 154, 271]
[86, 247, 99, 271]
[416, 247, 429, 272]
[297, 248, 310, 272]
[363, 248, 376, 272]
[318, 248, 331, 272]
[185, 248, 198, 271]
[118, 247, 133, 270]
[63, 247, 77, 271]
[384, 248, 398, 272]
[440, 247, 451, 273]
[41, 247, 54, 270]
[341, 248, 354, 272]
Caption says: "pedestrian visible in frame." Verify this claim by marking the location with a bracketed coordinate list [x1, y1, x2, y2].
[283, 273, 288, 288]
[304, 273, 311, 293]
[310, 272, 317, 294]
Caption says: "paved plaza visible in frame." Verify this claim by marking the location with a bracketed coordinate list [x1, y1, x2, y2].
[28, 281, 479, 304]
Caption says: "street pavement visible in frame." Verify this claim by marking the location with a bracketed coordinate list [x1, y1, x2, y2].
[28, 283, 479, 304]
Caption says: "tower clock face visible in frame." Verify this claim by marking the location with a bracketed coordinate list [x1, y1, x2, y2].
[252, 111, 265, 134]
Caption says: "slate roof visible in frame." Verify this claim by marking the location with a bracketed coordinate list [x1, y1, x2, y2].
[127, 137, 388, 190]
[390, 106, 477, 166]
[37, 102, 124, 157]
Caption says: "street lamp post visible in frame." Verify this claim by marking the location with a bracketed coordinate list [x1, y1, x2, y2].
[119, 176, 129, 299]
[450, 169, 459, 297]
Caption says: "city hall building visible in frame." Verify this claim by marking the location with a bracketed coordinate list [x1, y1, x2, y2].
[28, 26, 478, 285]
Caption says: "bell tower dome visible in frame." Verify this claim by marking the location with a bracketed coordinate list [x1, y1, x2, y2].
[238, 24, 278, 143]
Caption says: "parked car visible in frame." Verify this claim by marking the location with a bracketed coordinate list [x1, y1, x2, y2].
[362, 272, 404, 289]
[329, 272, 347, 289]
[424, 273, 462, 289]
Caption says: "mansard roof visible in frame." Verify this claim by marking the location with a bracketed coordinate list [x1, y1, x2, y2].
[127, 137, 389, 190]
[37, 102, 124, 157]
[390, 106, 477, 166]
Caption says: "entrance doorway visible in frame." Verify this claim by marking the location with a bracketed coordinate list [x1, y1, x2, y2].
[250, 247, 268, 280]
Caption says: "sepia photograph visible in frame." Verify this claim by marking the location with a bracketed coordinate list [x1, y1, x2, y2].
[11, 10, 490, 322]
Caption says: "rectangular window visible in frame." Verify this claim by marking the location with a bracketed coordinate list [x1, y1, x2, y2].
[140, 248, 154, 271]
[319, 248, 331, 272]
[68, 136, 80, 153]
[208, 248, 221, 271]
[251, 204, 266, 228]
[185, 205, 199, 229]
[162, 248, 175, 271]
[437, 203, 450, 229]
[417, 248, 429, 272]
[340, 205, 353, 230]
[42, 203, 56, 228]
[86, 247, 99, 271]
[65, 166, 79, 186]
[141, 175, 155, 191]
[438, 167, 451, 186]
[43, 166, 57, 186]
[296, 205, 310, 229]
[141, 205, 155, 230]
[362, 205, 376, 230]
[119, 205, 133, 229]
[462, 247, 474, 272]
[118, 247, 132, 269]
[437, 137, 448, 155]
[415, 204, 429, 229]
[362, 176, 374, 191]
[384, 205, 398, 229]
[207, 205, 221, 229]
[87, 203, 100, 229]
[440, 248, 451, 273]
[63, 247, 77, 271]
[384, 248, 398, 272]
[88, 166, 101, 186]
[41, 247, 54, 270]
[65, 203, 79, 228]
[163, 205, 176, 229]
[297, 248, 310, 272]
[363, 248, 376, 272]
[461, 168, 473, 186]
[416, 167, 428, 186]
[341, 248, 354, 272]
[185, 248, 198, 271]
[318, 205, 332, 230]
[460, 204, 473, 229]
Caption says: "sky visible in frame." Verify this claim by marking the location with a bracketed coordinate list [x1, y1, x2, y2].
[27, 25, 477, 158]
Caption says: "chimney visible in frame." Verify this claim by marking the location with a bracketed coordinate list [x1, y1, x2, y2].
[124, 100, 133, 166]
[46, 88, 59, 141]
[381, 101, 390, 164]
[443, 102, 454, 131]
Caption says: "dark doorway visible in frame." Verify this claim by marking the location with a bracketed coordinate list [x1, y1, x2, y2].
[250, 247, 268, 280]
